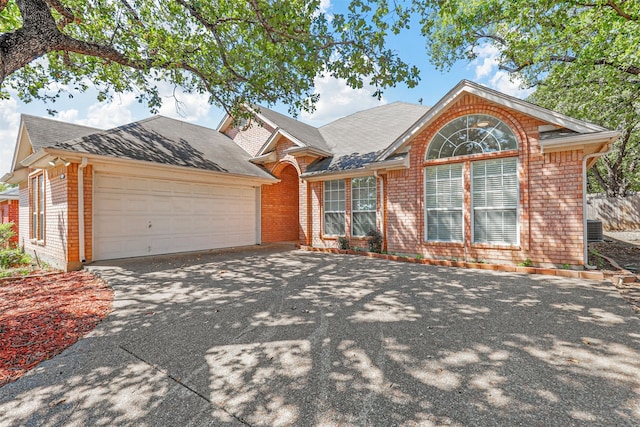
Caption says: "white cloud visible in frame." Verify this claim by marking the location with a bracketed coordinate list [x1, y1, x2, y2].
[56, 109, 79, 123]
[157, 84, 211, 122]
[73, 92, 136, 129]
[0, 97, 21, 177]
[300, 75, 387, 126]
[319, 0, 331, 13]
[471, 44, 533, 98]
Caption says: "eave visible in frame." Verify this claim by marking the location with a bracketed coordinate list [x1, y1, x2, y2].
[377, 80, 610, 162]
[364, 154, 410, 172]
[300, 167, 377, 182]
[21, 148, 279, 186]
[539, 130, 620, 154]
[250, 151, 278, 165]
[284, 146, 332, 158]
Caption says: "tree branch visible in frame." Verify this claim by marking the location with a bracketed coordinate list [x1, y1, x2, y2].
[606, 1, 635, 21]
[44, 0, 75, 29]
[174, 0, 250, 84]
[500, 54, 640, 75]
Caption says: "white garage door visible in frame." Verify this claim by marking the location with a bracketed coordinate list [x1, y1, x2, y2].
[93, 174, 257, 260]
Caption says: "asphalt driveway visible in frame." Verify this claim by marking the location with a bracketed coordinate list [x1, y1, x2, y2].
[1, 246, 639, 426]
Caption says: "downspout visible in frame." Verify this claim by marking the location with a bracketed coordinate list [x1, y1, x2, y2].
[582, 146, 613, 268]
[78, 157, 88, 263]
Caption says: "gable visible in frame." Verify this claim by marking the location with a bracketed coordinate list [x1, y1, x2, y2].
[378, 80, 618, 162]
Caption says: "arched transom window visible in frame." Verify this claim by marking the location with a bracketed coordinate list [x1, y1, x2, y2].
[426, 114, 518, 159]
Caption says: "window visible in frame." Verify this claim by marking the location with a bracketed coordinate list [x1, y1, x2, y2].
[324, 179, 345, 235]
[351, 176, 376, 236]
[31, 173, 45, 241]
[427, 114, 518, 159]
[424, 164, 463, 242]
[472, 158, 518, 244]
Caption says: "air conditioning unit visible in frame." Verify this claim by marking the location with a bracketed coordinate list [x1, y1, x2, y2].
[587, 220, 603, 242]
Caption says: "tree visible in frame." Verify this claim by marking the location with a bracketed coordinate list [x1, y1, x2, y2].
[0, 0, 419, 116]
[415, 1, 640, 86]
[413, 1, 640, 196]
[528, 67, 640, 196]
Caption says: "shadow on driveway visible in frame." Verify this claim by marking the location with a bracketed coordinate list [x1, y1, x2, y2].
[1, 246, 639, 426]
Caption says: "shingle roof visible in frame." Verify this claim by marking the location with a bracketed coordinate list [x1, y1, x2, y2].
[21, 115, 101, 151]
[304, 102, 430, 174]
[0, 187, 18, 200]
[254, 106, 329, 152]
[53, 116, 273, 179]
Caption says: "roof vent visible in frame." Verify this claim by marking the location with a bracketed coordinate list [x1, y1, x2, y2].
[587, 220, 603, 242]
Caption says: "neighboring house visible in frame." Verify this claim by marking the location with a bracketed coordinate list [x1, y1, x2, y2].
[0, 187, 19, 245]
[219, 80, 618, 268]
[0, 80, 619, 270]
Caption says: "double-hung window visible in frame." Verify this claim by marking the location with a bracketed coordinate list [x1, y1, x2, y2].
[31, 173, 45, 241]
[425, 114, 519, 246]
[351, 176, 376, 236]
[424, 164, 464, 242]
[472, 158, 518, 244]
[324, 179, 345, 235]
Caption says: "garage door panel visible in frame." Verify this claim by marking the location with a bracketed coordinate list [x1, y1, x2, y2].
[94, 174, 257, 260]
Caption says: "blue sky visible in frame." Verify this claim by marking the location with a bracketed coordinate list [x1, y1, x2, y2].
[0, 1, 532, 177]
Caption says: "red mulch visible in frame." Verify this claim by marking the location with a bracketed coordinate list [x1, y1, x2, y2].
[0, 271, 113, 387]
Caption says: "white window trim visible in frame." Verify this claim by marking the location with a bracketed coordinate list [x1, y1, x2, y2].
[423, 165, 464, 243]
[471, 158, 520, 246]
[351, 176, 377, 237]
[323, 179, 346, 236]
[30, 171, 45, 243]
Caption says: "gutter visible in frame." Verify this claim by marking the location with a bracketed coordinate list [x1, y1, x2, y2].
[78, 157, 88, 263]
[540, 130, 620, 154]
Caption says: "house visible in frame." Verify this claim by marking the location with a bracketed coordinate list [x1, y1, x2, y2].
[0, 187, 19, 245]
[1, 80, 618, 271]
[219, 80, 618, 268]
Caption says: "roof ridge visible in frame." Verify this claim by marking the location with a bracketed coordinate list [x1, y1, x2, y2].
[21, 114, 102, 131]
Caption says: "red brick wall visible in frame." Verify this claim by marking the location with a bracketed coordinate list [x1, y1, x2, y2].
[259, 137, 319, 245]
[261, 164, 299, 242]
[382, 93, 585, 267]
[65, 164, 93, 266]
[0, 199, 19, 245]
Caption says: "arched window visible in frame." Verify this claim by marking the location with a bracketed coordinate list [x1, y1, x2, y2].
[424, 114, 519, 245]
[426, 114, 518, 159]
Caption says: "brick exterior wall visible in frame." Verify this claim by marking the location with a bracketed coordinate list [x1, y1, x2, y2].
[224, 120, 275, 157]
[18, 164, 93, 271]
[65, 164, 94, 267]
[261, 164, 299, 242]
[20, 166, 69, 270]
[0, 199, 19, 245]
[383, 93, 585, 267]
[258, 136, 319, 245]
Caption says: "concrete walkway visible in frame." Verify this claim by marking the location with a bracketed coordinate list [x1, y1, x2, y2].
[1, 247, 639, 426]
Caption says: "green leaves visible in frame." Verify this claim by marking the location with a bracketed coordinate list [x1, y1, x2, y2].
[0, 0, 419, 116]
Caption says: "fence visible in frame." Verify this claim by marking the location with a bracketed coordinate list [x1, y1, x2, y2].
[586, 193, 640, 231]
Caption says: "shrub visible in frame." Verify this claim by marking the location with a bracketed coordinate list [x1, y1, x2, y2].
[366, 229, 383, 253]
[0, 249, 31, 269]
[337, 236, 350, 250]
[0, 222, 15, 248]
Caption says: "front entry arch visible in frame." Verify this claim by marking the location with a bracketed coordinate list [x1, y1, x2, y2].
[261, 164, 300, 243]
